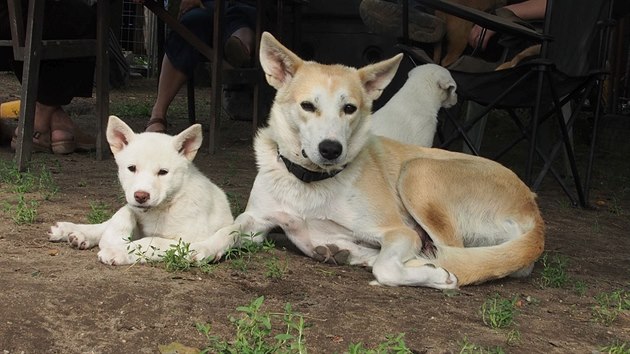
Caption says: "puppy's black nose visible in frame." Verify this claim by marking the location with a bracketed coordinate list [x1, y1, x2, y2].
[318, 139, 342, 160]
[134, 191, 150, 204]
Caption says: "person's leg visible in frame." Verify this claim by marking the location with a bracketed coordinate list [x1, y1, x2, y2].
[146, 4, 214, 132]
[146, 55, 188, 132]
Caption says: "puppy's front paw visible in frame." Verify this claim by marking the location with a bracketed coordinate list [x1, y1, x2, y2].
[98, 248, 135, 266]
[48, 222, 75, 242]
[49, 222, 95, 250]
[189, 243, 227, 263]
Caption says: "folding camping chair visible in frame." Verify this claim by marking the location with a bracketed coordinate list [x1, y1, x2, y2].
[405, 0, 614, 207]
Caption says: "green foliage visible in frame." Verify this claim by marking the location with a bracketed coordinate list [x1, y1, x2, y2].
[5, 193, 38, 224]
[110, 101, 151, 117]
[536, 252, 569, 288]
[458, 338, 506, 354]
[198, 296, 307, 354]
[346, 333, 412, 354]
[600, 341, 630, 354]
[480, 294, 518, 329]
[161, 239, 194, 272]
[265, 256, 288, 279]
[86, 201, 113, 224]
[223, 231, 275, 272]
[592, 289, 630, 326]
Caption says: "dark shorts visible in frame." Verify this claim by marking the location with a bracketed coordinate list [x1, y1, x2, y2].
[0, 0, 96, 106]
[165, 0, 256, 77]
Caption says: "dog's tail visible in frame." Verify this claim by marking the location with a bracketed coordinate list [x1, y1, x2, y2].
[417, 217, 545, 286]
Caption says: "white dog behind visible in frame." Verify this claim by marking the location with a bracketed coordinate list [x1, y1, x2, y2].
[371, 64, 457, 147]
[49, 116, 233, 265]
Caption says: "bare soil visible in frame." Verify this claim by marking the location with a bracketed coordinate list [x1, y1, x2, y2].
[0, 71, 629, 353]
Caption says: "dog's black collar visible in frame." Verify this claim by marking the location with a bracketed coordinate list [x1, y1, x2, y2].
[279, 153, 344, 183]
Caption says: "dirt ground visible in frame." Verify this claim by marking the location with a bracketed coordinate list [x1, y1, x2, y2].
[0, 71, 629, 354]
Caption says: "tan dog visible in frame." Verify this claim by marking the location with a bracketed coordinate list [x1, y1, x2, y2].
[191, 32, 544, 289]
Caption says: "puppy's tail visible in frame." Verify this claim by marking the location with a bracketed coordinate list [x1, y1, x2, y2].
[422, 218, 545, 286]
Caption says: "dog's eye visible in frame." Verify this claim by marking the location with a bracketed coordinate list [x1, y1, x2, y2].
[343, 104, 357, 115]
[157, 169, 169, 176]
[300, 101, 316, 112]
[127, 165, 136, 173]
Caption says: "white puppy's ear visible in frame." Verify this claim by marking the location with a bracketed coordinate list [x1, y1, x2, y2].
[106, 115, 136, 155]
[437, 75, 458, 108]
[173, 124, 203, 161]
[259, 31, 303, 90]
[358, 53, 403, 101]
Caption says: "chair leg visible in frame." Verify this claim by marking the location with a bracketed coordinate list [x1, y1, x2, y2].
[95, 0, 110, 160]
[187, 77, 196, 125]
[526, 70, 546, 185]
[16, 0, 45, 172]
[209, 0, 226, 154]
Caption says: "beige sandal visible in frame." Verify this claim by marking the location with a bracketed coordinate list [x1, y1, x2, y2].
[10, 130, 52, 153]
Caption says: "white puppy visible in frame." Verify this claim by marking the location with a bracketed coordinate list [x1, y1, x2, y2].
[49, 116, 233, 265]
[371, 64, 457, 147]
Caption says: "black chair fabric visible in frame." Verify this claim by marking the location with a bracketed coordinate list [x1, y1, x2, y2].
[412, 0, 612, 207]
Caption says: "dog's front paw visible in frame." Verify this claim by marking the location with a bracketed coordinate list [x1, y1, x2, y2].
[49, 222, 95, 250]
[424, 264, 459, 290]
[189, 243, 228, 263]
[313, 244, 350, 265]
[98, 248, 135, 266]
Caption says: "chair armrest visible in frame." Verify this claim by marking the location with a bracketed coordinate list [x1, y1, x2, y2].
[414, 0, 548, 42]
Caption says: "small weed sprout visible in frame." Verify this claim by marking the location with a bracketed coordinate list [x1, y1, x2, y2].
[458, 337, 506, 354]
[480, 294, 518, 329]
[505, 328, 521, 346]
[161, 239, 194, 272]
[6, 194, 38, 225]
[592, 289, 630, 326]
[536, 252, 569, 288]
[347, 333, 412, 354]
[224, 231, 274, 272]
[599, 340, 630, 354]
[87, 201, 113, 224]
[265, 256, 288, 279]
[37, 166, 59, 200]
[198, 296, 307, 353]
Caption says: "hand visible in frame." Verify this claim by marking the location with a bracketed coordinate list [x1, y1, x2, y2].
[179, 0, 204, 17]
[468, 24, 496, 51]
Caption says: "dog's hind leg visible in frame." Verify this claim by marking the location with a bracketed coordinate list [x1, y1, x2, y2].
[371, 227, 458, 289]
[49, 221, 108, 250]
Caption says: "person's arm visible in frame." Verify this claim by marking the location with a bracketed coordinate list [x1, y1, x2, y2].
[468, 0, 547, 50]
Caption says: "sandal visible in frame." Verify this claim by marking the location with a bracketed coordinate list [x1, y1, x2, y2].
[145, 117, 167, 133]
[52, 129, 96, 152]
[11, 130, 53, 153]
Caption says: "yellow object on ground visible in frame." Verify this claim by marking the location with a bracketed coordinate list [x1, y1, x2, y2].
[0, 100, 20, 119]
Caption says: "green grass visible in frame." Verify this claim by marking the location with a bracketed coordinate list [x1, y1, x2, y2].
[86, 201, 113, 224]
[197, 296, 307, 354]
[536, 252, 569, 288]
[480, 294, 518, 329]
[346, 333, 412, 354]
[458, 338, 506, 354]
[265, 256, 288, 279]
[600, 341, 630, 354]
[592, 289, 630, 326]
[110, 101, 151, 117]
[223, 231, 275, 272]
[197, 297, 413, 354]
[4, 193, 38, 224]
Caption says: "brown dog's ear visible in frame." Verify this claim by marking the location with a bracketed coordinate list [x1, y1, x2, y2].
[358, 54, 403, 101]
[259, 32, 303, 90]
[106, 115, 135, 155]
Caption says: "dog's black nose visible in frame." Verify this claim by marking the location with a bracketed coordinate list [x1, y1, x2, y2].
[318, 139, 343, 160]
[134, 191, 150, 204]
